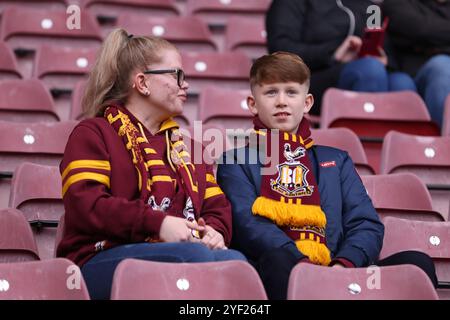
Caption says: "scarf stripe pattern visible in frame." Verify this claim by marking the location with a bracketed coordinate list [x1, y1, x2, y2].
[104, 106, 201, 238]
[252, 117, 331, 265]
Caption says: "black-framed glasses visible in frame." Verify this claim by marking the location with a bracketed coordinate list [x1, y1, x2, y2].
[143, 68, 185, 88]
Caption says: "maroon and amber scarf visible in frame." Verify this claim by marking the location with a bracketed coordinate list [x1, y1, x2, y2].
[252, 117, 331, 265]
[104, 105, 201, 239]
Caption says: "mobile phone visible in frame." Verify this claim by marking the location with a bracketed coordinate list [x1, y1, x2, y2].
[358, 17, 389, 58]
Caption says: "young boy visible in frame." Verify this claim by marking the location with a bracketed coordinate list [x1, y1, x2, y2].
[216, 52, 437, 300]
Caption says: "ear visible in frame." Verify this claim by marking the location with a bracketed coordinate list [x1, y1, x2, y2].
[303, 93, 314, 114]
[247, 95, 258, 116]
[133, 72, 150, 96]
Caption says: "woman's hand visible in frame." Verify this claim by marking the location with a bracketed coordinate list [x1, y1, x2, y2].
[159, 216, 205, 243]
[334, 36, 363, 63]
[196, 218, 227, 250]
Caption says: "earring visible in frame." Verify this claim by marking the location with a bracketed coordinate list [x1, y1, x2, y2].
[144, 90, 150, 96]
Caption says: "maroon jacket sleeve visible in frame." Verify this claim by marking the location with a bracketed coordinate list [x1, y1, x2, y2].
[199, 164, 233, 246]
[61, 124, 166, 243]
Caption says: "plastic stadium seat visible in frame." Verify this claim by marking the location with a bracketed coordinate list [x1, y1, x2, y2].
[81, 0, 179, 22]
[225, 17, 267, 60]
[0, 120, 75, 208]
[361, 173, 445, 222]
[380, 217, 450, 290]
[311, 127, 375, 175]
[321, 88, 440, 173]
[185, 0, 270, 28]
[0, 41, 21, 79]
[287, 263, 438, 300]
[380, 131, 450, 221]
[199, 86, 253, 131]
[443, 94, 450, 137]
[33, 45, 98, 93]
[181, 51, 251, 96]
[0, 208, 40, 262]
[0, 6, 103, 53]
[116, 14, 217, 52]
[111, 259, 267, 300]
[0, 0, 68, 11]
[54, 214, 65, 258]
[0, 79, 59, 122]
[9, 163, 63, 260]
[0, 258, 90, 300]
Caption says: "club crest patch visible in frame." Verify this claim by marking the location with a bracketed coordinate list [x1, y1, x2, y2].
[270, 143, 314, 197]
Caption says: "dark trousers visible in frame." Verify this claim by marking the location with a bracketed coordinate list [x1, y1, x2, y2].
[255, 248, 438, 300]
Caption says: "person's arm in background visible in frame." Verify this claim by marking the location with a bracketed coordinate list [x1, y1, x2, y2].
[332, 153, 385, 267]
[266, 0, 342, 70]
[383, 0, 450, 47]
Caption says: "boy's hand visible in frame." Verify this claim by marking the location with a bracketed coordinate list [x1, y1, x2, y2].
[334, 36, 362, 63]
[198, 218, 227, 250]
[159, 216, 205, 243]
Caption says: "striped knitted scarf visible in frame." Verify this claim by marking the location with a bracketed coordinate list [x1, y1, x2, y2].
[104, 105, 200, 239]
[252, 116, 331, 265]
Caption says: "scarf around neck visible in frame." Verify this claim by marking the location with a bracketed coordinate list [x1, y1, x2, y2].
[104, 105, 201, 240]
[252, 116, 331, 265]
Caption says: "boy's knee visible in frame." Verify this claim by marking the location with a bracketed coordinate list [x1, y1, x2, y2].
[423, 54, 450, 75]
[357, 57, 386, 79]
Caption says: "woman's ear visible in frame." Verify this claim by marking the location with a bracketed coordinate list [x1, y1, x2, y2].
[134, 73, 150, 96]
[303, 93, 314, 114]
[247, 95, 258, 116]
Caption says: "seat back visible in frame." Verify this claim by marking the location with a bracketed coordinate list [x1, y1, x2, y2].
[0, 258, 90, 300]
[0, 208, 40, 262]
[321, 88, 440, 172]
[443, 94, 450, 137]
[311, 127, 374, 175]
[181, 51, 251, 96]
[9, 163, 63, 260]
[0, 79, 59, 122]
[33, 45, 97, 92]
[116, 15, 216, 52]
[380, 217, 450, 286]
[111, 259, 267, 300]
[287, 263, 438, 300]
[0, 41, 22, 79]
[381, 131, 450, 220]
[0, 6, 103, 52]
[361, 173, 445, 222]
[225, 16, 267, 60]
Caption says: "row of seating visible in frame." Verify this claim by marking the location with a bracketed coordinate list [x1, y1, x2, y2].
[0, 207, 447, 299]
[0, 6, 267, 56]
[1, 160, 448, 261]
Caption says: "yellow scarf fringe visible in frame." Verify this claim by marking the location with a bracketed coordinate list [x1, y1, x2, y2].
[252, 196, 331, 266]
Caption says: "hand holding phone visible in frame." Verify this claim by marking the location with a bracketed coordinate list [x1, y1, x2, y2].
[358, 17, 389, 58]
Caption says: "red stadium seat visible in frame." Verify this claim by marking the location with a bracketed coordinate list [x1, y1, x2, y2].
[0, 208, 40, 262]
[81, 0, 179, 22]
[361, 173, 445, 222]
[311, 127, 375, 175]
[0, 6, 103, 52]
[0, 0, 68, 12]
[116, 14, 217, 52]
[380, 217, 450, 290]
[33, 45, 97, 93]
[0, 258, 90, 300]
[0, 120, 75, 208]
[443, 94, 450, 137]
[111, 259, 267, 300]
[380, 131, 450, 221]
[287, 263, 438, 300]
[321, 88, 440, 173]
[0, 41, 22, 79]
[0, 79, 59, 122]
[199, 86, 253, 131]
[225, 17, 267, 60]
[181, 51, 251, 96]
[9, 163, 63, 260]
[54, 214, 65, 258]
[185, 0, 270, 28]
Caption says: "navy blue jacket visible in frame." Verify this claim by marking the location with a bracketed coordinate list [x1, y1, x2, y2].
[217, 145, 384, 267]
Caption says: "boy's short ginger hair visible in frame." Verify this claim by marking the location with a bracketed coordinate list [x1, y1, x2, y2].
[250, 51, 311, 90]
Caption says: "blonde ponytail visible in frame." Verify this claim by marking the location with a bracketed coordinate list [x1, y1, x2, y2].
[82, 28, 176, 118]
